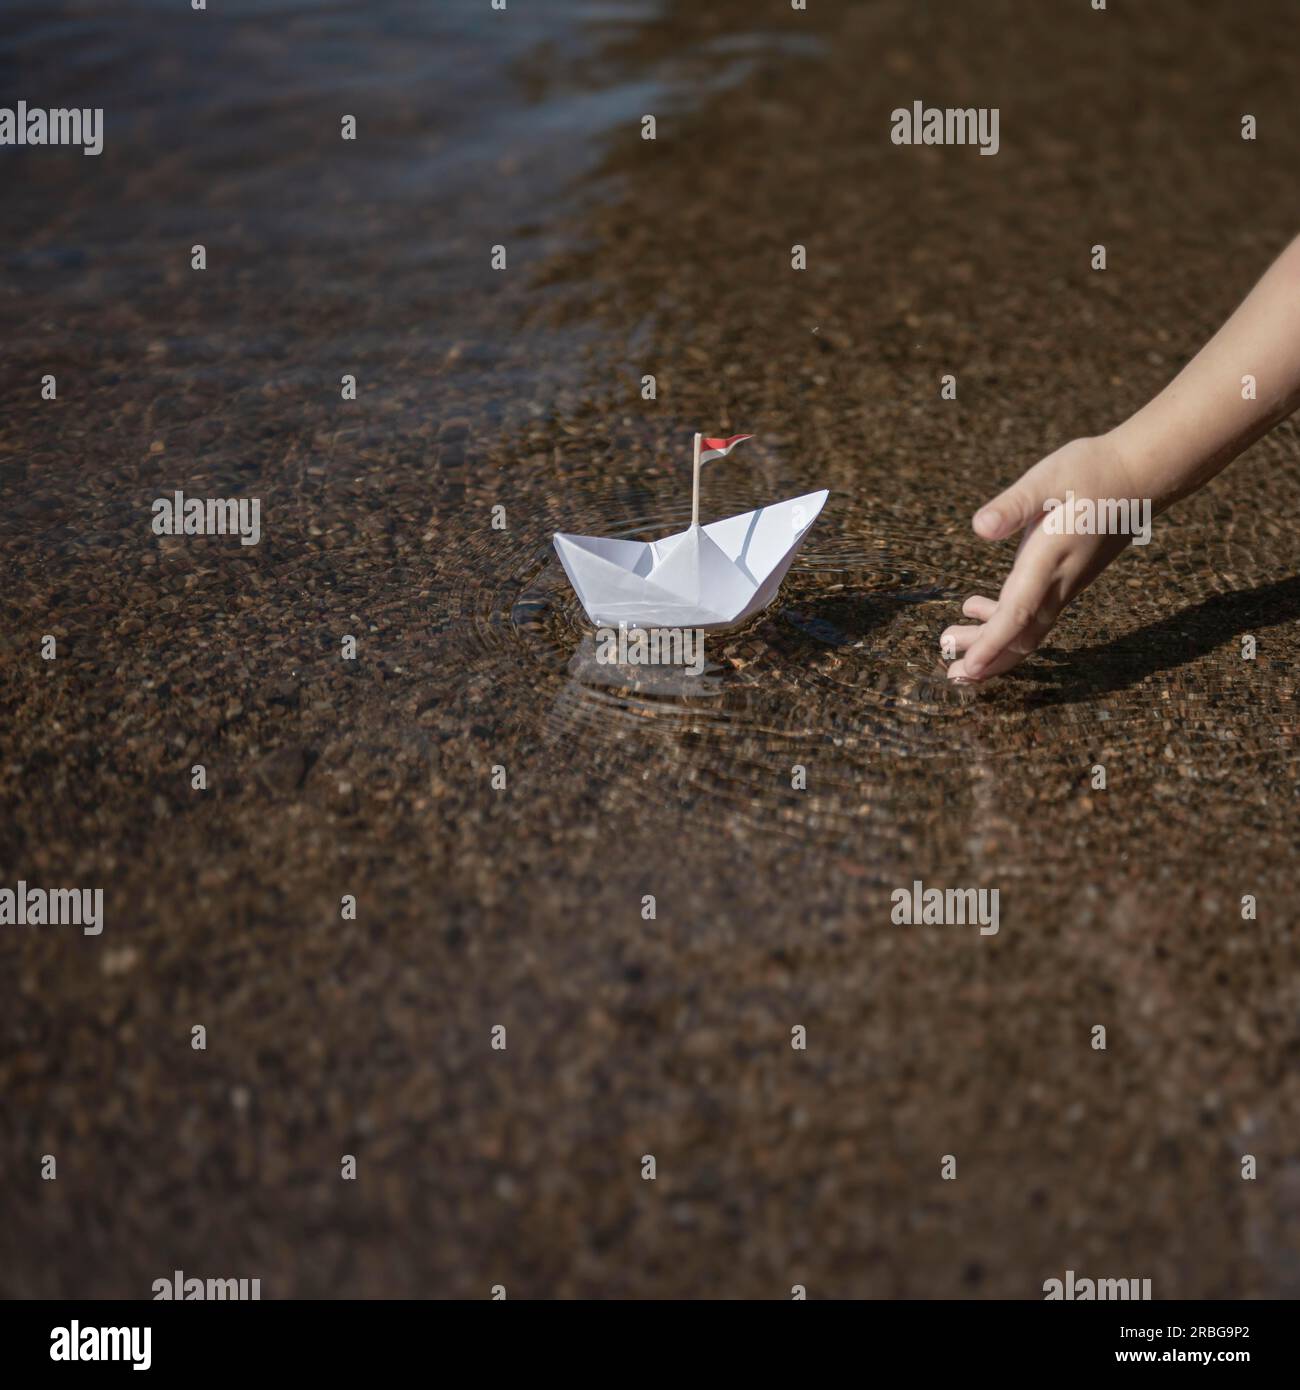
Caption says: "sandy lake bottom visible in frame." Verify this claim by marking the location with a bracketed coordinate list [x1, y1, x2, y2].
[1, 0, 1298, 1297]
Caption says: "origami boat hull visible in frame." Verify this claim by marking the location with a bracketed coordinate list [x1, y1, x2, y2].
[553, 490, 828, 631]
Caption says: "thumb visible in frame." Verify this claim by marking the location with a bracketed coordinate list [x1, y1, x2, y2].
[973, 458, 1060, 540]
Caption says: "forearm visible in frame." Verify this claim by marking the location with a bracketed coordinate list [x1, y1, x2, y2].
[1109, 233, 1300, 511]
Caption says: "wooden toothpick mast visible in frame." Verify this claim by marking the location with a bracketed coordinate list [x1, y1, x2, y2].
[691, 431, 754, 528]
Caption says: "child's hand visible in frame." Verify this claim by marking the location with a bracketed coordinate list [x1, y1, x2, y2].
[941, 435, 1139, 682]
[939, 235, 1300, 684]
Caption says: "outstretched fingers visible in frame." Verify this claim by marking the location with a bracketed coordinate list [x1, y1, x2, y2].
[947, 570, 1053, 682]
[939, 624, 982, 659]
[961, 594, 997, 621]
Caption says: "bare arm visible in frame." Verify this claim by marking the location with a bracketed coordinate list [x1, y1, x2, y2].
[1109, 233, 1300, 512]
[947, 234, 1300, 683]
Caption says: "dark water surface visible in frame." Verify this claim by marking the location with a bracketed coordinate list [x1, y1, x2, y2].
[2, 0, 1299, 1297]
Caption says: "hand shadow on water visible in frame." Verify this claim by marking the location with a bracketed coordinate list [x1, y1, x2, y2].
[1010, 573, 1300, 705]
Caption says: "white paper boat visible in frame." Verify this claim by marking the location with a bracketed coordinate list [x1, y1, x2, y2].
[554, 489, 828, 631]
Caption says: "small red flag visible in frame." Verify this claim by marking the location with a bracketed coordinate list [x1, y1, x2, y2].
[698, 433, 753, 463]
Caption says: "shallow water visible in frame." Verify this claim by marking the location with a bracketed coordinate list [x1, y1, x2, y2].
[2, 0, 1299, 1299]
